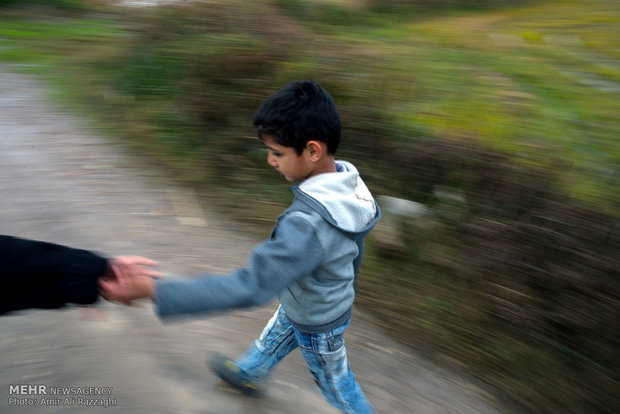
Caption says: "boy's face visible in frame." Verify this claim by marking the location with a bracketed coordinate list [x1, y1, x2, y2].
[262, 135, 313, 183]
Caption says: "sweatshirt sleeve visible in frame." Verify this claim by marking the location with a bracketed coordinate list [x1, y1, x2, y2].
[154, 214, 323, 319]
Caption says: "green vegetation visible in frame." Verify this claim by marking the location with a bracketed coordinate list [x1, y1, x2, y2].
[1, 1, 618, 413]
[0, 0, 90, 10]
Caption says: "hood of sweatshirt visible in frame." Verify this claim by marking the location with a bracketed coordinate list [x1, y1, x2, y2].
[291, 160, 379, 235]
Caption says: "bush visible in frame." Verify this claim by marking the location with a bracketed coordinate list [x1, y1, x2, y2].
[0, 0, 89, 10]
[362, 138, 620, 413]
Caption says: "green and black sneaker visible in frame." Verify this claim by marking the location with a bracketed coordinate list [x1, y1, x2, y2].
[208, 353, 264, 396]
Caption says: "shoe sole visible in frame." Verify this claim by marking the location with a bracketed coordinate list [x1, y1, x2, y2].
[209, 354, 264, 396]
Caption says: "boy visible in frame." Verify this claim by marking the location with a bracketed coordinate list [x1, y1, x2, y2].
[101, 80, 380, 413]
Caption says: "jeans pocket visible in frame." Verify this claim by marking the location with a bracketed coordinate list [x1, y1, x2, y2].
[326, 332, 344, 352]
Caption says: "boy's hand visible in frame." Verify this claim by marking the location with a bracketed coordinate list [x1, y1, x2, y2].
[109, 256, 161, 283]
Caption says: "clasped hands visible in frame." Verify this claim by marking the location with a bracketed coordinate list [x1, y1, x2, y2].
[99, 256, 160, 305]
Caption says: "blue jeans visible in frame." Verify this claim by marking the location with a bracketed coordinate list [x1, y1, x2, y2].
[235, 305, 375, 414]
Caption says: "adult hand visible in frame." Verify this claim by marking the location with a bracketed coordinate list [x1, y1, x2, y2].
[99, 256, 160, 305]
[99, 274, 156, 306]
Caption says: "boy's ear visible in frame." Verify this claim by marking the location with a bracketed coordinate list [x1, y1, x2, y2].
[305, 140, 323, 162]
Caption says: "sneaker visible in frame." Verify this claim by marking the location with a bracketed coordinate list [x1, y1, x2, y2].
[208, 353, 264, 396]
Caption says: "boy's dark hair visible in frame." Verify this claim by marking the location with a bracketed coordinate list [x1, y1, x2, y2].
[253, 80, 341, 155]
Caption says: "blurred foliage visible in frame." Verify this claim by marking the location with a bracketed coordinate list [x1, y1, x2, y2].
[361, 138, 619, 413]
[1, 0, 619, 413]
[0, 0, 91, 10]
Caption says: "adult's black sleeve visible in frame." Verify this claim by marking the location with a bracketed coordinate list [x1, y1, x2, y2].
[0, 235, 109, 315]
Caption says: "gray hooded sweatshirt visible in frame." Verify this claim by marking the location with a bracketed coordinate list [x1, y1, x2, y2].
[154, 160, 380, 332]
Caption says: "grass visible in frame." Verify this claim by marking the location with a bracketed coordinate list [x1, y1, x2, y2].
[319, 0, 620, 210]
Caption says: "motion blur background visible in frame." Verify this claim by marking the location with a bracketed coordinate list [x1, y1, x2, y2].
[1, 0, 618, 412]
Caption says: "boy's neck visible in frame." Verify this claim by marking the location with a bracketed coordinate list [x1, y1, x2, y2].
[308, 155, 337, 179]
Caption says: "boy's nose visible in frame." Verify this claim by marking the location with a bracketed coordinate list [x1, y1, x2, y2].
[267, 153, 277, 167]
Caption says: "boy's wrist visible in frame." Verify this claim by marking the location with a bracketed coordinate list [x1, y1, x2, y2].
[135, 276, 155, 301]
[147, 277, 156, 300]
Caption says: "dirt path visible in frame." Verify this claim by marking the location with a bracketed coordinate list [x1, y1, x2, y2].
[0, 69, 507, 414]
